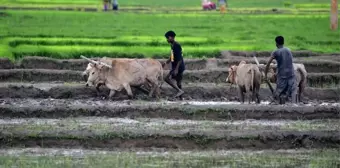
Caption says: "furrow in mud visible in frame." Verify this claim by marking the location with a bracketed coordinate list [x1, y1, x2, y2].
[0, 117, 339, 132]
[0, 83, 338, 101]
[0, 69, 338, 87]
[1, 56, 340, 72]
[0, 99, 338, 119]
[0, 125, 339, 150]
[0, 148, 332, 157]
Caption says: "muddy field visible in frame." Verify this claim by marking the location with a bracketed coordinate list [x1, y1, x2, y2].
[0, 69, 339, 87]
[0, 56, 338, 165]
[2, 56, 340, 72]
[0, 99, 339, 119]
[0, 83, 338, 101]
[0, 116, 339, 150]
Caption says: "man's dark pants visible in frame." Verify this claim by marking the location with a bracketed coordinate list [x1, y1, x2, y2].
[274, 76, 297, 104]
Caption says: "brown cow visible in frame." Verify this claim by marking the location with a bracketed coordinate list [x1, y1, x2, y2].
[267, 63, 307, 103]
[85, 58, 157, 99]
[82, 57, 163, 98]
[226, 61, 262, 104]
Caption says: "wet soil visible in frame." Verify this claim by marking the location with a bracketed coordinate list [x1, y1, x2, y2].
[0, 129, 339, 150]
[0, 98, 338, 120]
[0, 83, 338, 101]
[0, 148, 326, 157]
[1, 117, 339, 132]
[0, 69, 338, 87]
[2, 57, 340, 73]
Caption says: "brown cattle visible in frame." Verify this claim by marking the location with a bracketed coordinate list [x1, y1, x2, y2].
[226, 61, 262, 104]
[82, 56, 163, 98]
[84, 57, 157, 99]
[267, 63, 307, 103]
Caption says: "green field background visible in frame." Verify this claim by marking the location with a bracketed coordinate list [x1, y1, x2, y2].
[0, 0, 339, 60]
[0, 0, 332, 8]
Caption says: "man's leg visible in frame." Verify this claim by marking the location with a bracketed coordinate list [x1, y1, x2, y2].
[287, 76, 298, 104]
[164, 70, 184, 97]
[175, 71, 184, 99]
[274, 77, 288, 104]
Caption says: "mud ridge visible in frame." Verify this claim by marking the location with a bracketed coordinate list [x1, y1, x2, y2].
[0, 83, 338, 101]
[1, 56, 339, 73]
[0, 130, 339, 150]
[0, 69, 338, 87]
[0, 99, 338, 119]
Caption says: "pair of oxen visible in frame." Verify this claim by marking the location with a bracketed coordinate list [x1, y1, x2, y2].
[225, 57, 308, 104]
[81, 56, 164, 99]
[81, 56, 307, 104]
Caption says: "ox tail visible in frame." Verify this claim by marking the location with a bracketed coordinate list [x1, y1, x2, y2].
[250, 68, 255, 92]
[296, 66, 306, 92]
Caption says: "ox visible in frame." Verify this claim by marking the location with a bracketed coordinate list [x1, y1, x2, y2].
[267, 63, 307, 103]
[226, 61, 262, 104]
[82, 56, 161, 99]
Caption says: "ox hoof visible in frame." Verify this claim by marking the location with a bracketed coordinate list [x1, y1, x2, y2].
[86, 84, 89, 87]
[174, 90, 184, 98]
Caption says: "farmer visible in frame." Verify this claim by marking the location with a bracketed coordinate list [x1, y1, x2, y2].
[162, 30, 185, 98]
[218, 0, 227, 13]
[103, 0, 109, 11]
[112, 0, 118, 10]
[265, 36, 297, 104]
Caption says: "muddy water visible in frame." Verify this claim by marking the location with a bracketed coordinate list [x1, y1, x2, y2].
[0, 117, 339, 131]
[1, 98, 339, 107]
[0, 148, 322, 157]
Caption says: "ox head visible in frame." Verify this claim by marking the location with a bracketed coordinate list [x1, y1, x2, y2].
[82, 63, 93, 82]
[81, 55, 112, 87]
[263, 63, 277, 83]
[267, 66, 276, 83]
[238, 60, 247, 65]
[86, 63, 102, 87]
[226, 65, 237, 84]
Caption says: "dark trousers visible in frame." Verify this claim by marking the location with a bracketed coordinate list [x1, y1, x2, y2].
[112, 4, 118, 10]
[274, 76, 298, 104]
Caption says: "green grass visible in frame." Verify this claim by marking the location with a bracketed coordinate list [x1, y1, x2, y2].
[0, 10, 339, 60]
[0, 0, 332, 8]
[2, 118, 340, 133]
[0, 149, 338, 168]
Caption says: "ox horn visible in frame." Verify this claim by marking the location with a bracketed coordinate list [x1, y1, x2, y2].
[80, 55, 112, 69]
[98, 62, 112, 68]
[81, 55, 99, 64]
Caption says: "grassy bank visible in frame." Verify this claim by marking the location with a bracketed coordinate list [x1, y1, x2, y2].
[0, 149, 339, 168]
